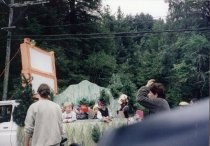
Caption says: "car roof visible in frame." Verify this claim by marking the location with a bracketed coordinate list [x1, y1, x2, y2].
[0, 100, 18, 106]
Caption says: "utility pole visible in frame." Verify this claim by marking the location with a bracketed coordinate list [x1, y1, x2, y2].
[2, 0, 49, 101]
[2, 0, 14, 101]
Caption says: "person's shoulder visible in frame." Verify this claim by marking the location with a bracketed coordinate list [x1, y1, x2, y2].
[27, 102, 36, 110]
[139, 86, 148, 90]
[30, 100, 40, 107]
[138, 86, 149, 92]
[156, 98, 168, 103]
[51, 101, 61, 108]
[43, 100, 61, 109]
[156, 98, 170, 107]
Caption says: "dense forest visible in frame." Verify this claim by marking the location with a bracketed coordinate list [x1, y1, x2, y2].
[0, 0, 209, 107]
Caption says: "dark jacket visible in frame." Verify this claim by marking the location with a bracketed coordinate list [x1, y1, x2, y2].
[98, 108, 109, 117]
[137, 86, 170, 114]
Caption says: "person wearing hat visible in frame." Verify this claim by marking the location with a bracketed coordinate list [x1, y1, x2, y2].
[117, 94, 129, 118]
[97, 99, 112, 122]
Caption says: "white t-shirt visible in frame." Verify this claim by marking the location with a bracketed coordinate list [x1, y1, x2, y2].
[62, 111, 77, 122]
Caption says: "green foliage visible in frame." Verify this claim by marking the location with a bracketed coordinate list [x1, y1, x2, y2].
[78, 98, 95, 108]
[98, 90, 111, 105]
[109, 73, 137, 99]
[109, 73, 137, 113]
[0, 0, 209, 109]
[84, 51, 117, 86]
[109, 74, 124, 99]
[12, 75, 34, 127]
[91, 125, 101, 143]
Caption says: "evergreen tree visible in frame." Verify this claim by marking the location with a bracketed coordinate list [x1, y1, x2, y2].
[12, 75, 34, 127]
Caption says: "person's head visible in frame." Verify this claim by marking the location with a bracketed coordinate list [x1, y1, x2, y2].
[98, 99, 107, 110]
[146, 79, 156, 87]
[118, 94, 128, 105]
[148, 83, 166, 99]
[79, 105, 89, 113]
[64, 102, 73, 113]
[93, 104, 99, 113]
[37, 83, 51, 99]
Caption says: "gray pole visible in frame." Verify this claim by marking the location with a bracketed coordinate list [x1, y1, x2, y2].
[2, 0, 14, 101]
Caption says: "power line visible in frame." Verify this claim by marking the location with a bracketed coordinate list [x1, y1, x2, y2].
[11, 27, 210, 38]
[15, 17, 166, 30]
[11, 34, 143, 40]
[16, 22, 101, 30]
[0, 48, 20, 78]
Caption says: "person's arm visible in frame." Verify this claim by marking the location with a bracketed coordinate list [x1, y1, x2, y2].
[57, 107, 65, 137]
[136, 86, 159, 111]
[24, 106, 34, 146]
[108, 108, 112, 118]
[24, 136, 30, 146]
[69, 111, 77, 122]
[62, 112, 68, 123]
[97, 110, 103, 120]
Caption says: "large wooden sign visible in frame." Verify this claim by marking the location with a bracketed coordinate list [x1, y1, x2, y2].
[20, 38, 57, 94]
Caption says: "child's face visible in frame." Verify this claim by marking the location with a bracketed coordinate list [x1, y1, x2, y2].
[94, 107, 99, 113]
[65, 105, 73, 113]
[99, 104, 106, 110]
[121, 99, 127, 104]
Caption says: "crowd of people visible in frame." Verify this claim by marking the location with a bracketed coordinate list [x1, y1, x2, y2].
[24, 79, 201, 146]
[60, 79, 174, 125]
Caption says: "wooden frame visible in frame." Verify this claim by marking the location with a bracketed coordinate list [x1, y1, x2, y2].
[20, 38, 57, 94]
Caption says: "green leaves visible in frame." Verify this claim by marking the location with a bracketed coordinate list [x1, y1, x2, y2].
[12, 75, 34, 127]
[91, 125, 101, 143]
[84, 51, 116, 86]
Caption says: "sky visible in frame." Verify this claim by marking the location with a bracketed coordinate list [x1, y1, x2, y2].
[102, 0, 169, 19]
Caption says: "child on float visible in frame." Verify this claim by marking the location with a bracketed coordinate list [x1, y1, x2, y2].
[117, 94, 129, 118]
[97, 99, 112, 123]
[62, 102, 77, 123]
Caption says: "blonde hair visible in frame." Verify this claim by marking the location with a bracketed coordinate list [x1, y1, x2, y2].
[63, 102, 73, 108]
[93, 104, 99, 111]
[118, 94, 128, 104]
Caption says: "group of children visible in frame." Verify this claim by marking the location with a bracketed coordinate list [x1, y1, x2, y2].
[62, 98, 113, 123]
[62, 94, 137, 123]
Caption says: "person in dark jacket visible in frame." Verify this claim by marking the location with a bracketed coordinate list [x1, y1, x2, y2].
[98, 99, 209, 146]
[137, 79, 170, 114]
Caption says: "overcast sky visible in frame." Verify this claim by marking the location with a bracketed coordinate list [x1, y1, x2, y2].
[102, 0, 169, 19]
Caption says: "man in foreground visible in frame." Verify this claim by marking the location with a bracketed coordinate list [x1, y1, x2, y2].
[24, 84, 63, 146]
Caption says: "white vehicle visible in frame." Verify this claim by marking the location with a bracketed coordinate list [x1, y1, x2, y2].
[0, 100, 18, 146]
